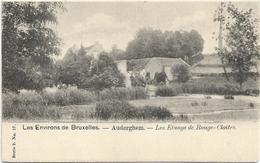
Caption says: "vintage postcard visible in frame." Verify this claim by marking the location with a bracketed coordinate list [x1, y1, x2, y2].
[1, 1, 260, 162]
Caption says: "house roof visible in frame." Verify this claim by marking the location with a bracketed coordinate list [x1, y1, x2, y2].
[190, 54, 227, 74]
[191, 54, 260, 74]
[127, 58, 151, 71]
[192, 54, 223, 67]
[190, 54, 204, 66]
[127, 57, 190, 71]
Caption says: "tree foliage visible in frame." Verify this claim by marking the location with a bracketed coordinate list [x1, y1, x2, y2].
[130, 74, 146, 87]
[125, 27, 204, 64]
[57, 47, 125, 90]
[171, 64, 190, 83]
[80, 53, 125, 90]
[108, 45, 127, 60]
[2, 2, 64, 92]
[214, 3, 260, 89]
[153, 71, 168, 85]
[56, 46, 92, 86]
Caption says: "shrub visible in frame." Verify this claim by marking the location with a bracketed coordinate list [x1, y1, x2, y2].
[191, 101, 199, 107]
[94, 100, 173, 120]
[182, 82, 245, 95]
[2, 93, 16, 118]
[136, 106, 173, 120]
[224, 95, 234, 100]
[95, 100, 136, 120]
[42, 87, 97, 106]
[249, 102, 255, 108]
[2, 92, 62, 120]
[178, 77, 258, 95]
[154, 71, 167, 85]
[245, 89, 259, 96]
[171, 64, 190, 83]
[201, 101, 208, 106]
[99, 87, 147, 101]
[155, 86, 180, 96]
[2, 86, 147, 120]
[130, 74, 146, 87]
[78, 54, 125, 90]
[44, 107, 62, 120]
[204, 95, 212, 99]
[2, 88, 96, 119]
[59, 53, 125, 90]
[2, 92, 47, 119]
[71, 110, 90, 120]
[174, 114, 190, 122]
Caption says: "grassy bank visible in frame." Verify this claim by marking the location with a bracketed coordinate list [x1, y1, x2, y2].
[129, 96, 258, 114]
[4, 95, 258, 122]
[2, 87, 147, 120]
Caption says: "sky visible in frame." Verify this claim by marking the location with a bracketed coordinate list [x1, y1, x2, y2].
[55, 1, 259, 57]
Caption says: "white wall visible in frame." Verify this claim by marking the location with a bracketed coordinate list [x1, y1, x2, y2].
[116, 60, 131, 87]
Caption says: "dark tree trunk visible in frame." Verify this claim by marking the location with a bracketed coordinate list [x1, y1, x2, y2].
[239, 82, 243, 90]
[221, 58, 230, 81]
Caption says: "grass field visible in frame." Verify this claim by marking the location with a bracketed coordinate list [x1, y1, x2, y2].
[3, 77, 259, 122]
[129, 95, 259, 114]
[6, 95, 257, 122]
[129, 95, 259, 122]
[191, 109, 259, 122]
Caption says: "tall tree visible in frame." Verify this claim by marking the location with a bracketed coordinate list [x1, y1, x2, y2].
[171, 64, 190, 84]
[108, 45, 126, 60]
[214, 2, 230, 81]
[125, 28, 166, 59]
[214, 2, 259, 89]
[80, 53, 125, 90]
[56, 45, 93, 86]
[57, 48, 125, 90]
[125, 27, 204, 64]
[2, 2, 64, 92]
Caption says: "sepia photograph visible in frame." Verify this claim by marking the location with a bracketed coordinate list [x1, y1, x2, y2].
[2, 1, 260, 123]
[1, 1, 260, 162]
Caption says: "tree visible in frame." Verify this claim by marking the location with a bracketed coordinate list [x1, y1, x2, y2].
[58, 48, 125, 90]
[2, 2, 64, 92]
[125, 28, 166, 59]
[153, 71, 167, 85]
[57, 45, 93, 87]
[108, 45, 126, 60]
[80, 67, 125, 90]
[130, 73, 146, 87]
[125, 27, 204, 65]
[167, 30, 204, 64]
[80, 53, 125, 90]
[214, 2, 230, 81]
[171, 65, 190, 83]
[214, 3, 260, 89]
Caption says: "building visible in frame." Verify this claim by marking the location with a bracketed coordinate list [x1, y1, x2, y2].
[115, 60, 132, 87]
[85, 42, 104, 59]
[116, 57, 190, 87]
[190, 54, 259, 76]
[190, 54, 231, 76]
[61, 42, 104, 64]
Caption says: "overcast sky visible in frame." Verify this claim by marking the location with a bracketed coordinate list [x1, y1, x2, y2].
[56, 1, 259, 56]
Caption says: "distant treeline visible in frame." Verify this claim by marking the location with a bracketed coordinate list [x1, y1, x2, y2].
[109, 27, 204, 64]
